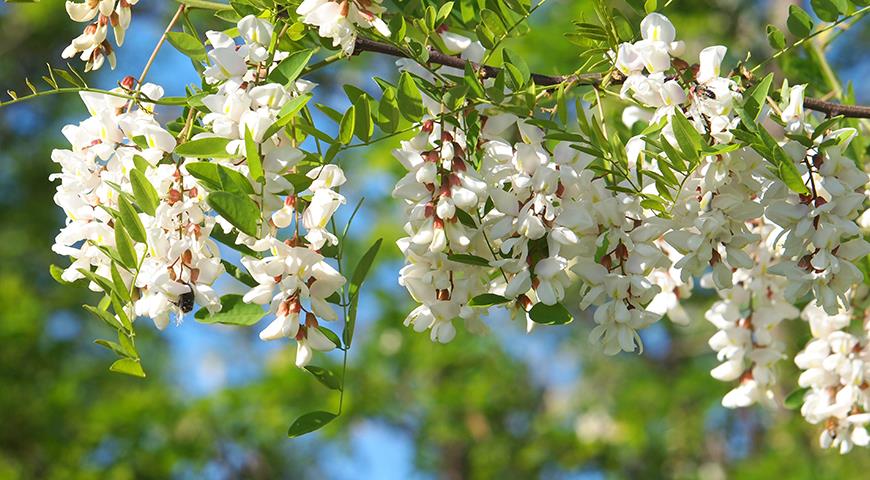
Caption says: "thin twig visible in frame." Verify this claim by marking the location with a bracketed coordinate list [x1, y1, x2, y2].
[136, 5, 187, 88]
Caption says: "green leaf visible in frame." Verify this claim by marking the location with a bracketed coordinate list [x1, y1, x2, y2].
[811, 0, 841, 22]
[464, 63, 485, 98]
[480, 9, 507, 37]
[262, 93, 313, 139]
[641, 197, 668, 213]
[528, 302, 573, 325]
[77, 268, 115, 294]
[488, 69, 506, 104]
[811, 115, 843, 140]
[117, 330, 137, 358]
[376, 88, 400, 133]
[50, 264, 71, 285]
[166, 31, 206, 61]
[244, 127, 264, 184]
[671, 110, 702, 163]
[345, 238, 383, 347]
[130, 169, 159, 216]
[270, 49, 314, 84]
[285, 172, 314, 192]
[304, 366, 342, 390]
[207, 191, 260, 236]
[436, 1, 454, 22]
[766, 25, 786, 50]
[175, 137, 233, 158]
[784, 387, 808, 409]
[389, 15, 407, 42]
[353, 95, 373, 142]
[94, 339, 130, 357]
[769, 143, 810, 195]
[397, 71, 424, 122]
[110, 294, 133, 331]
[447, 254, 491, 267]
[195, 294, 265, 326]
[222, 259, 258, 287]
[83, 304, 124, 331]
[745, 73, 774, 122]
[644, 0, 657, 13]
[287, 411, 336, 438]
[109, 358, 146, 378]
[777, 156, 809, 195]
[186, 162, 254, 194]
[318, 326, 342, 349]
[338, 105, 355, 144]
[503, 50, 530, 89]
[349, 238, 383, 298]
[115, 223, 138, 269]
[110, 262, 131, 303]
[117, 195, 147, 244]
[787, 5, 813, 38]
[469, 293, 511, 307]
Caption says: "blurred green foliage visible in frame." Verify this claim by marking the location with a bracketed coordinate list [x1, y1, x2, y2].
[1, 0, 869, 478]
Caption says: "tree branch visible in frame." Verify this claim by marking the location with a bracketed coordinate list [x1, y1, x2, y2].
[801, 97, 870, 119]
[352, 37, 598, 86]
[352, 37, 870, 119]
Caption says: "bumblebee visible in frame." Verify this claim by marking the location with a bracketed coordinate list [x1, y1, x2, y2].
[178, 287, 195, 313]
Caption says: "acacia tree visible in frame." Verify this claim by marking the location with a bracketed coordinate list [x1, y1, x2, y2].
[3, 0, 870, 454]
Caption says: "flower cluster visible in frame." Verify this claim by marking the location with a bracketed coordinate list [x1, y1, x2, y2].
[296, 0, 390, 55]
[242, 236, 345, 367]
[391, 28, 682, 353]
[195, 16, 348, 367]
[795, 304, 870, 453]
[51, 81, 224, 330]
[39, 0, 870, 452]
[765, 102, 869, 315]
[62, 0, 139, 71]
[764, 84, 870, 452]
[706, 220, 799, 408]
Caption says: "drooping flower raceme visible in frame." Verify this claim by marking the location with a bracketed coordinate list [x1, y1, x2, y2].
[705, 220, 799, 408]
[193, 16, 349, 367]
[794, 303, 870, 454]
[51, 83, 224, 330]
[62, 0, 140, 71]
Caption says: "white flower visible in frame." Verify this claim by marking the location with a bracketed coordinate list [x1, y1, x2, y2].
[297, 0, 390, 55]
[62, 0, 138, 70]
[781, 84, 807, 133]
[697, 46, 727, 84]
[640, 13, 676, 44]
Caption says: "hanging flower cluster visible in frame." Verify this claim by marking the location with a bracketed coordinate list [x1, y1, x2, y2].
[195, 15, 348, 367]
[385, 12, 870, 451]
[51, 81, 224, 331]
[392, 30, 677, 353]
[705, 220, 799, 408]
[765, 84, 870, 453]
[62, 0, 140, 71]
[25, 0, 870, 448]
[50, 14, 349, 370]
[795, 303, 870, 453]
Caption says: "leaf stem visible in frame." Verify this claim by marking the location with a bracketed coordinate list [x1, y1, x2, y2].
[750, 6, 869, 75]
